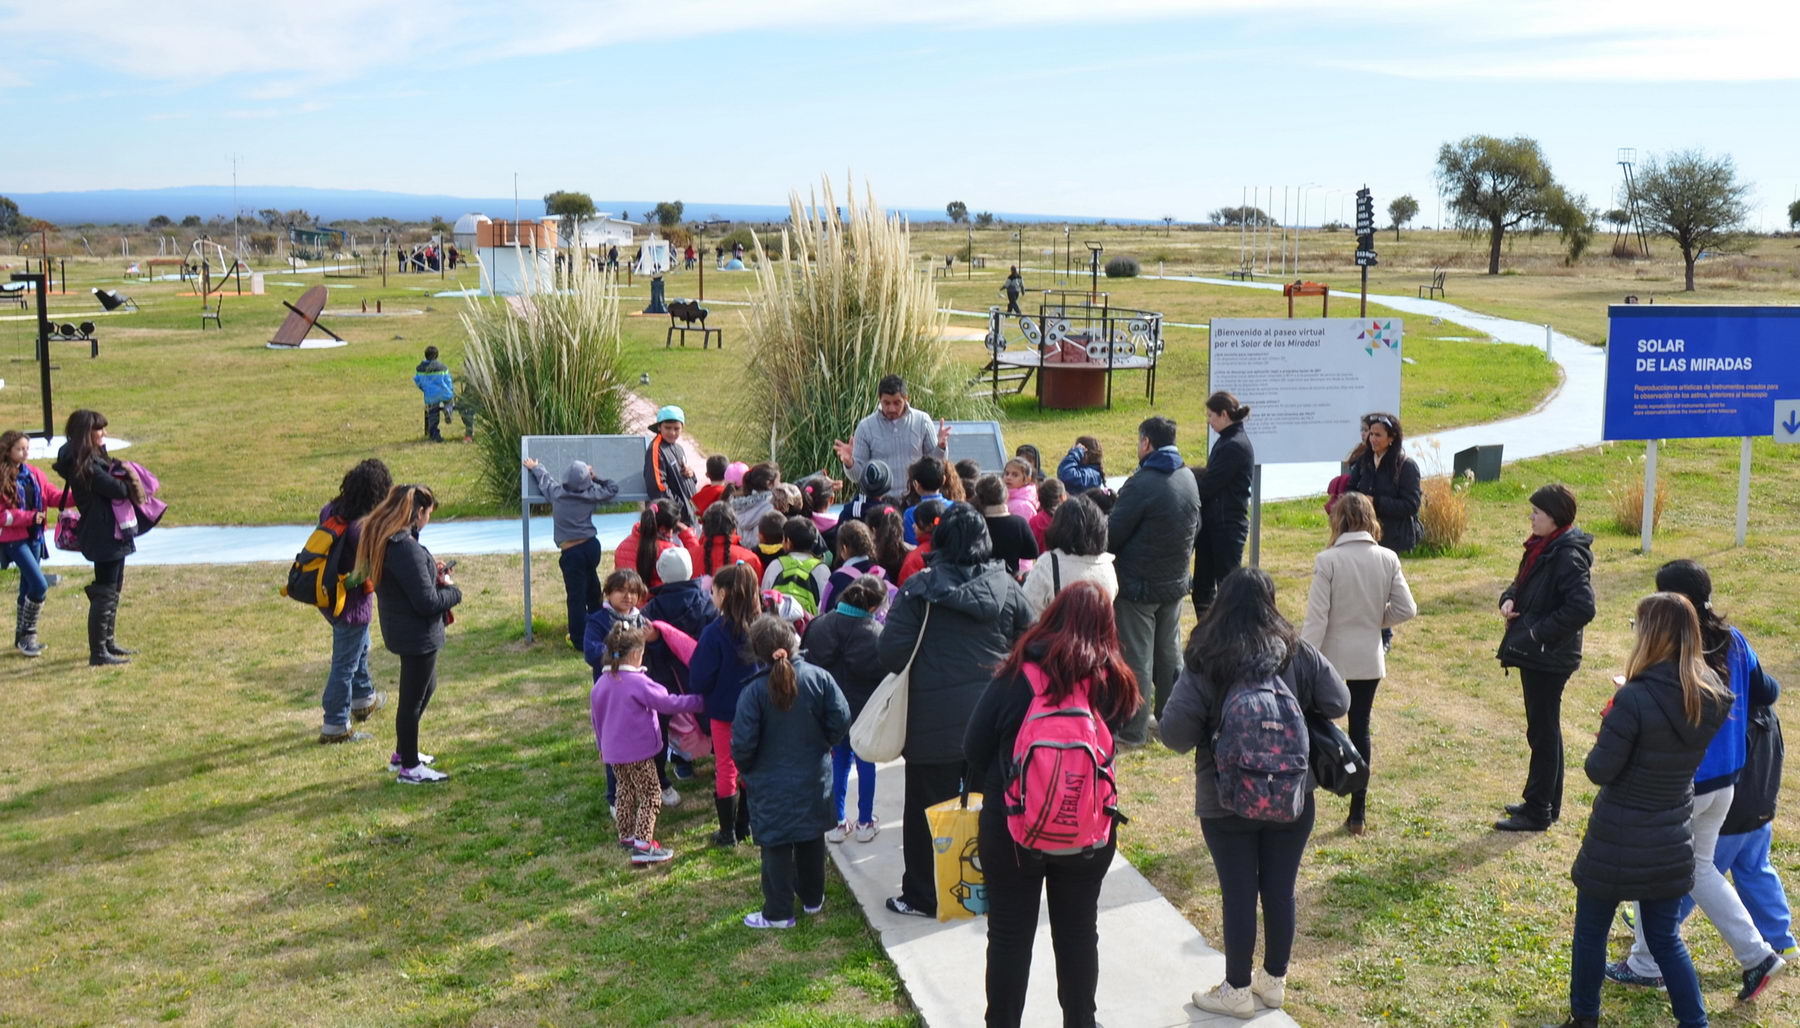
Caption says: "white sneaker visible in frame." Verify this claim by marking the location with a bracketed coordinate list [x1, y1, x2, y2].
[396, 764, 449, 785]
[661, 785, 681, 807]
[1193, 981, 1254, 1019]
[852, 820, 881, 843]
[825, 821, 850, 844]
[608, 803, 617, 821]
[1251, 969, 1286, 1008]
[388, 752, 435, 772]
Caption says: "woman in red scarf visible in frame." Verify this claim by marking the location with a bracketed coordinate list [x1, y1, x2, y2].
[1494, 483, 1596, 832]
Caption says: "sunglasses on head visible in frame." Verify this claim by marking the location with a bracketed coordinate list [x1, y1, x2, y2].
[1363, 415, 1395, 428]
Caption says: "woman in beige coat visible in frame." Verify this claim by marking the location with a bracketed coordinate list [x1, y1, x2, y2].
[1300, 493, 1416, 833]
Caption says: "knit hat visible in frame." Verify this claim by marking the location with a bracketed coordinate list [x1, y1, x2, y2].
[1529, 484, 1578, 528]
[655, 546, 693, 584]
[654, 405, 686, 426]
[860, 459, 892, 496]
[724, 460, 749, 487]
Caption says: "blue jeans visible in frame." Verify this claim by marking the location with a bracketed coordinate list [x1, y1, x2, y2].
[1571, 890, 1706, 1027]
[1688, 824, 1798, 953]
[3, 540, 48, 603]
[321, 619, 375, 729]
[832, 740, 876, 824]
[559, 538, 603, 650]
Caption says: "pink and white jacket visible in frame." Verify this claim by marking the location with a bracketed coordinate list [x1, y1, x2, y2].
[0, 465, 66, 544]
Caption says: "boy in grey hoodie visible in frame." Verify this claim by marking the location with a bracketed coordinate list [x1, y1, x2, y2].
[524, 458, 621, 649]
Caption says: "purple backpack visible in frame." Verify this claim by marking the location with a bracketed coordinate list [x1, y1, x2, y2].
[1211, 677, 1310, 822]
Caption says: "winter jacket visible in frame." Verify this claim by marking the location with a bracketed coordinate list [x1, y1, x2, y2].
[693, 482, 726, 516]
[1006, 484, 1038, 521]
[849, 406, 945, 502]
[52, 443, 134, 562]
[1496, 527, 1596, 676]
[612, 523, 702, 588]
[1107, 447, 1201, 604]
[583, 605, 646, 676]
[372, 529, 462, 656]
[413, 358, 453, 405]
[1570, 661, 1730, 902]
[1693, 629, 1780, 794]
[1194, 422, 1253, 543]
[1020, 550, 1118, 619]
[1299, 532, 1417, 681]
[729, 490, 774, 530]
[1027, 508, 1053, 552]
[318, 501, 374, 627]
[697, 533, 763, 580]
[690, 619, 758, 723]
[642, 579, 717, 641]
[591, 665, 705, 766]
[802, 607, 885, 718]
[1003, 273, 1025, 299]
[0, 464, 64, 551]
[731, 656, 851, 847]
[1057, 445, 1105, 495]
[1160, 638, 1350, 819]
[1722, 690, 1783, 836]
[644, 437, 698, 525]
[527, 462, 619, 545]
[898, 541, 930, 584]
[983, 509, 1039, 578]
[1345, 450, 1422, 554]
[878, 560, 1032, 765]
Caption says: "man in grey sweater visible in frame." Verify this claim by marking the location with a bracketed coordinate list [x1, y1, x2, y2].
[832, 374, 951, 501]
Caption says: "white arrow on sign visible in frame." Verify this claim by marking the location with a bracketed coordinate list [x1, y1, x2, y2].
[1774, 399, 1800, 443]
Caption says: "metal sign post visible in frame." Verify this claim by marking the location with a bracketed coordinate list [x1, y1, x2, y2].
[1354, 186, 1377, 316]
[1640, 439, 1658, 555]
[1248, 465, 1262, 567]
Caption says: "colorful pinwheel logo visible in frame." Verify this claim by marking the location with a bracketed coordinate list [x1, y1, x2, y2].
[1358, 319, 1401, 356]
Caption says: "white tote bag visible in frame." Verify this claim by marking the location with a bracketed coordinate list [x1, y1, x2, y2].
[850, 604, 930, 764]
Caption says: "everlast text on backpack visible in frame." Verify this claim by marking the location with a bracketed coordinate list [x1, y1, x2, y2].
[1211, 676, 1310, 822]
[281, 512, 356, 617]
[1003, 663, 1126, 855]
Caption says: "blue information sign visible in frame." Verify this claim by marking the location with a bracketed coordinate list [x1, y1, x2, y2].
[1604, 306, 1800, 441]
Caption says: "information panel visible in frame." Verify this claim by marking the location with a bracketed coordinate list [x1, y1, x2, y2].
[1209, 318, 1403, 464]
[1604, 306, 1800, 441]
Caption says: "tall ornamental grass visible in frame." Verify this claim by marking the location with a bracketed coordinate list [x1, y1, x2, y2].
[461, 255, 627, 507]
[737, 176, 995, 473]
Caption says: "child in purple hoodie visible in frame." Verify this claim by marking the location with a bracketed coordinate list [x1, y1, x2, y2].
[591, 622, 705, 865]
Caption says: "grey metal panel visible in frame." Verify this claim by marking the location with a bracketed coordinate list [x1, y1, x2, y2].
[520, 435, 649, 502]
[945, 420, 1008, 473]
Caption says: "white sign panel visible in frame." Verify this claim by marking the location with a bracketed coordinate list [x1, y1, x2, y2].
[1209, 318, 1403, 464]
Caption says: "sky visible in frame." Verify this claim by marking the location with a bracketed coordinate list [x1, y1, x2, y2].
[2, 0, 1797, 227]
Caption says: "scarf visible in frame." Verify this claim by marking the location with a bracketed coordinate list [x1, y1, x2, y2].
[1514, 526, 1567, 588]
[834, 601, 874, 619]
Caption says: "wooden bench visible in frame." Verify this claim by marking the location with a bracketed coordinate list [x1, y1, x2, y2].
[1418, 268, 1446, 299]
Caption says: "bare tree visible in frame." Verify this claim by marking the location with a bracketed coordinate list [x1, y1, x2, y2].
[1634, 149, 1750, 291]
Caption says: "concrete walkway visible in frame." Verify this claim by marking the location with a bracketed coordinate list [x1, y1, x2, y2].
[829, 763, 1298, 1027]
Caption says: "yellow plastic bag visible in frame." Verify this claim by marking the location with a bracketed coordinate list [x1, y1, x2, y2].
[926, 792, 987, 921]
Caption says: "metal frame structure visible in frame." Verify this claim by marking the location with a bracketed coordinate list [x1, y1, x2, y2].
[982, 292, 1164, 410]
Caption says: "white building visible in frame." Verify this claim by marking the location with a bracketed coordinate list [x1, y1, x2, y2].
[570, 214, 638, 250]
[475, 219, 558, 296]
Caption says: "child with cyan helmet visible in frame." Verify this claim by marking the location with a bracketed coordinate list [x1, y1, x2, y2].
[645, 405, 699, 526]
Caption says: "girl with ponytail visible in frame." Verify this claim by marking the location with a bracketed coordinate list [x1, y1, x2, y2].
[730, 614, 851, 929]
[615, 498, 701, 589]
[590, 622, 705, 865]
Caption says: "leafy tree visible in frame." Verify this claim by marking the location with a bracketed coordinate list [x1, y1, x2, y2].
[147, 214, 172, 229]
[974, 211, 995, 228]
[429, 217, 451, 235]
[1387, 194, 1419, 240]
[1788, 198, 1800, 229]
[1634, 149, 1750, 291]
[181, 214, 203, 228]
[945, 201, 968, 224]
[1207, 206, 1273, 227]
[1435, 134, 1580, 274]
[257, 208, 282, 226]
[652, 201, 685, 228]
[0, 196, 20, 235]
[544, 190, 597, 239]
[1556, 196, 1598, 263]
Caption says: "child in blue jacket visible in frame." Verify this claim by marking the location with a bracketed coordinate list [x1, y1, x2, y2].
[413, 346, 455, 442]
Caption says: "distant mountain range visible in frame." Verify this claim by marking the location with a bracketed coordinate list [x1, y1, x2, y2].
[2, 185, 1155, 227]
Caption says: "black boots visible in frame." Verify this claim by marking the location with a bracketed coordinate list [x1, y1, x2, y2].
[85, 584, 128, 666]
[712, 795, 739, 847]
[1494, 802, 1553, 832]
[15, 597, 43, 657]
[1543, 1016, 1597, 1028]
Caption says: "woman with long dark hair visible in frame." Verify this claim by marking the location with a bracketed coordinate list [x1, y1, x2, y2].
[316, 458, 392, 742]
[1191, 391, 1254, 617]
[52, 409, 140, 666]
[1162, 567, 1350, 1018]
[1020, 493, 1116, 618]
[878, 505, 1032, 918]
[614, 498, 701, 589]
[1344, 412, 1422, 555]
[965, 581, 1140, 1027]
[1550, 592, 1733, 1028]
[354, 484, 462, 784]
[0, 429, 65, 657]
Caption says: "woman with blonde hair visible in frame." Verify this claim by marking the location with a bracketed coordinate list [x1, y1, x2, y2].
[354, 484, 462, 784]
[1299, 492, 1416, 834]
[1549, 592, 1733, 1028]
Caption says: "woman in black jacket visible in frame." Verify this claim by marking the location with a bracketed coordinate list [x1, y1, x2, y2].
[1495, 484, 1596, 831]
[1192, 391, 1253, 616]
[1547, 591, 1732, 1028]
[1344, 412, 1421, 555]
[877, 505, 1032, 918]
[964, 581, 1139, 1027]
[51, 409, 139, 666]
[354, 484, 463, 785]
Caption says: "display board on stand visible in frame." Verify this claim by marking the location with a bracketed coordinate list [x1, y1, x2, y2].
[518, 435, 650, 641]
[944, 420, 1009, 474]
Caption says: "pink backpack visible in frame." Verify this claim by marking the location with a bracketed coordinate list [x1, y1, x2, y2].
[1003, 663, 1124, 855]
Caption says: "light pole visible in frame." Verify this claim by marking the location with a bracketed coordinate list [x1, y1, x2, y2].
[1295, 182, 1318, 275]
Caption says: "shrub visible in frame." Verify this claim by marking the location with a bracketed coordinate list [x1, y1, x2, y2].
[1419, 470, 1473, 550]
[1103, 255, 1140, 278]
[1607, 454, 1668, 535]
[460, 260, 628, 507]
[736, 175, 995, 473]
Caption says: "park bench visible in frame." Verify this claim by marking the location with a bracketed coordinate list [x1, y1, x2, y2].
[0, 282, 27, 309]
[1419, 268, 1446, 299]
[1227, 264, 1255, 281]
[201, 294, 224, 329]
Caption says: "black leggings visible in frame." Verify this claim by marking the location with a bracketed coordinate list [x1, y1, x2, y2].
[982, 805, 1112, 1027]
[760, 836, 827, 921]
[1199, 793, 1316, 988]
[93, 559, 125, 591]
[395, 650, 439, 770]
[1519, 667, 1570, 819]
[1345, 678, 1380, 822]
